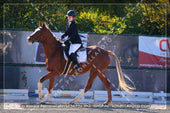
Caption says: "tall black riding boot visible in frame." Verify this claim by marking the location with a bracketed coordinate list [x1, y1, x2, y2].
[70, 53, 80, 70]
[64, 46, 70, 60]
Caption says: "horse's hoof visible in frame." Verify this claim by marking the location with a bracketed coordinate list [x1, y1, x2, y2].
[40, 101, 50, 104]
[44, 100, 50, 103]
[69, 101, 75, 105]
[39, 95, 44, 100]
[103, 101, 112, 105]
[39, 97, 43, 100]
[38, 91, 44, 100]
[40, 102, 47, 104]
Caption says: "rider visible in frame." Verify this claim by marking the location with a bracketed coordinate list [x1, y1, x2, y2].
[61, 10, 82, 70]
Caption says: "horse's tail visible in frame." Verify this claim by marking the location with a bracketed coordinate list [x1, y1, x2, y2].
[107, 50, 135, 94]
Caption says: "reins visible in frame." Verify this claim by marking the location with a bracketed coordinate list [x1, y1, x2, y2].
[31, 27, 86, 50]
[32, 28, 63, 47]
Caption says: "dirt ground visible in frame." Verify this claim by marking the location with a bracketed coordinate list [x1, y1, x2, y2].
[1, 102, 170, 113]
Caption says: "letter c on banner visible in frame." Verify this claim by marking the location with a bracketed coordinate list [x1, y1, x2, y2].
[159, 39, 170, 52]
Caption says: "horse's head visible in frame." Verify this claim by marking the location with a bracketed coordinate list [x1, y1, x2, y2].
[27, 21, 48, 44]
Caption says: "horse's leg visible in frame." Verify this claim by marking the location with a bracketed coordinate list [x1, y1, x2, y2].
[45, 77, 55, 102]
[69, 69, 98, 104]
[98, 71, 112, 104]
[38, 72, 56, 101]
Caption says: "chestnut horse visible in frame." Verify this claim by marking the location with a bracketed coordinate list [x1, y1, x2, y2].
[27, 22, 134, 104]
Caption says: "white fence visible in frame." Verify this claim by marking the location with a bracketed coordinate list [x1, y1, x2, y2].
[35, 89, 94, 103]
[0, 89, 29, 100]
[35, 88, 167, 104]
[94, 90, 153, 103]
[1, 89, 168, 104]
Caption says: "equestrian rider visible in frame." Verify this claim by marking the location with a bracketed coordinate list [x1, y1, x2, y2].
[61, 10, 82, 70]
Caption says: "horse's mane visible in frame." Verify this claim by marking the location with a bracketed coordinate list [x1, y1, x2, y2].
[44, 23, 62, 46]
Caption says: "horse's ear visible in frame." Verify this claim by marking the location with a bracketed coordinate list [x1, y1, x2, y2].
[42, 22, 46, 28]
[39, 21, 43, 27]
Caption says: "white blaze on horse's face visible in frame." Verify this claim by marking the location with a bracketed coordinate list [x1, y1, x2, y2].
[27, 27, 42, 44]
[31, 27, 42, 36]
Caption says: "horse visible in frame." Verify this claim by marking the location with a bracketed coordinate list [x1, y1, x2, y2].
[27, 21, 135, 104]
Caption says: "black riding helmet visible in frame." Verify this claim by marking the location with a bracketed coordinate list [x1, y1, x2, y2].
[66, 10, 77, 17]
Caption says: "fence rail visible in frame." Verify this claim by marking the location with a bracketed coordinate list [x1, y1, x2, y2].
[1, 89, 168, 104]
[2, 63, 168, 70]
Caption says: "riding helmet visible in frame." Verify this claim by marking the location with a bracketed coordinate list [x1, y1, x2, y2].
[66, 10, 77, 17]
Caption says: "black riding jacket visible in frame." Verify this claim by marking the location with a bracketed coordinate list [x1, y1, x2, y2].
[62, 20, 82, 44]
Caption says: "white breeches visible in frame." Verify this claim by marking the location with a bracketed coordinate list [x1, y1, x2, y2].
[69, 44, 81, 55]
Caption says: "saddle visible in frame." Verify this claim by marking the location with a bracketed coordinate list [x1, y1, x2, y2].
[63, 45, 87, 63]
[62, 45, 87, 75]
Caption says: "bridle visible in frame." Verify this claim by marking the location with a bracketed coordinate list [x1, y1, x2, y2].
[30, 27, 64, 48]
[30, 28, 46, 42]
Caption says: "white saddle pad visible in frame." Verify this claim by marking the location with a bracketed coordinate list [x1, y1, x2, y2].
[64, 49, 87, 63]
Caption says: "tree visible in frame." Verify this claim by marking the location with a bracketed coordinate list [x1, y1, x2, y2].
[1, 0, 169, 36]
[123, 1, 169, 36]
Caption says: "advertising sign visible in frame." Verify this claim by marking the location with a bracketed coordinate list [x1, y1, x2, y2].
[138, 36, 170, 68]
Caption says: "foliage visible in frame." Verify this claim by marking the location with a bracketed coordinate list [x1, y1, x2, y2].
[123, 3, 169, 36]
[1, 0, 169, 36]
[77, 9, 126, 34]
